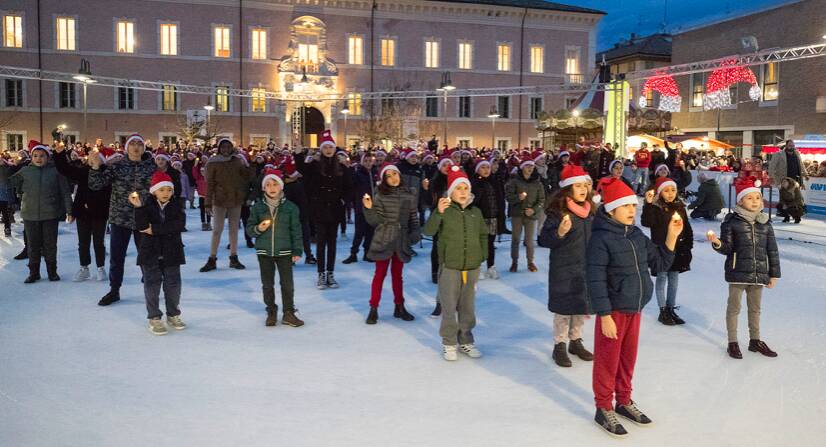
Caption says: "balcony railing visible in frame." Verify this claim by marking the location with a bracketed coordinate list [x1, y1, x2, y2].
[565, 73, 585, 85]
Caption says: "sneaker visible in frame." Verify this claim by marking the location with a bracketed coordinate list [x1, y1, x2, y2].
[459, 344, 482, 358]
[486, 266, 500, 280]
[594, 408, 628, 437]
[615, 401, 653, 426]
[317, 272, 328, 290]
[148, 318, 168, 336]
[568, 338, 594, 361]
[478, 270, 486, 280]
[166, 315, 187, 330]
[430, 302, 442, 318]
[728, 342, 743, 359]
[326, 271, 339, 288]
[96, 267, 108, 281]
[282, 311, 305, 327]
[552, 342, 572, 367]
[98, 290, 120, 306]
[748, 339, 778, 357]
[442, 344, 458, 361]
[73, 266, 90, 282]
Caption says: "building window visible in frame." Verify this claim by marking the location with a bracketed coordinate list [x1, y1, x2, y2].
[215, 86, 229, 112]
[425, 39, 439, 68]
[5, 79, 23, 107]
[458, 42, 472, 70]
[762, 62, 779, 102]
[458, 96, 471, 118]
[118, 85, 135, 110]
[116, 21, 134, 53]
[530, 45, 543, 73]
[161, 135, 178, 146]
[380, 38, 395, 66]
[347, 92, 362, 115]
[348, 35, 363, 65]
[251, 87, 266, 112]
[565, 97, 577, 109]
[214, 26, 231, 58]
[161, 84, 177, 111]
[497, 43, 511, 71]
[497, 96, 510, 119]
[160, 23, 177, 55]
[381, 98, 396, 114]
[496, 139, 509, 150]
[3, 15, 23, 48]
[58, 82, 76, 108]
[251, 28, 267, 60]
[530, 97, 542, 120]
[565, 46, 581, 83]
[425, 96, 439, 117]
[6, 133, 24, 151]
[645, 89, 654, 108]
[56, 17, 76, 51]
[691, 73, 704, 108]
[298, 43, 318, 64]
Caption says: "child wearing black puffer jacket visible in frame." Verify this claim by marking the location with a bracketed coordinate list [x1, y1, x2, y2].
[707, 178, 780, 360]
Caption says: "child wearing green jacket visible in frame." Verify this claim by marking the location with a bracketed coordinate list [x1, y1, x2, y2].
[246, 169, 304, 327]
[424, 166, 488, 361]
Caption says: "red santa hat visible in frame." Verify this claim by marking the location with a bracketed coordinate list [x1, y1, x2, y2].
[532, 150, 546, 163]
[401, 149, 418, 161]
[735, 177, 762, 203]
[378, 162, 400, 180]
[422, 152, 436, 163]
[446, 165, 470, 197]
[318, 130, 336, 149]
[374, 149, 387, 157]
[654, 176, 678, 196]
[558, 164, 592, 188]
[27, 140, 51, 156]
[261, 168, 284, 189]
[437, 156, 454, 170]
[154, 151, 171, 162]
[124, 134, 145, 150]
[474, 159, 491, 174]
[149, 170, 174, 194]
[519, 155, 535, 170]
[601, 177, 638, 213]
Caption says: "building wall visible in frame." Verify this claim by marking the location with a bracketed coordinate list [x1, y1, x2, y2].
[0, 0, 601, 150]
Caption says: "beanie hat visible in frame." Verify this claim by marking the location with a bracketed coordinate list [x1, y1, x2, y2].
[474, 159, 491, 174]
[601, 177, 638, 213]
[124, 134, 145, 150]
[261, 168, 284, 189]
[654, 176, 677, 196]
[379, 162, 400, 180]
[558, 164, 591, 188]
[318, 130, 336, 149]
[28, 140, 51, 156]
[446, 165, 470, 198]
[736, 177, 762, 203]
[149, 170, 174, 194]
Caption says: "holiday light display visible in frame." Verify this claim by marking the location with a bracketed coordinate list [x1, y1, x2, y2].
[639, 72, 682, 113]
[703, 59, 761, 110]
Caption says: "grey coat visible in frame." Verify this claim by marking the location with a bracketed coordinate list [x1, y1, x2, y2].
[9, 162, 72, 221]
[363, 186, 421, 262]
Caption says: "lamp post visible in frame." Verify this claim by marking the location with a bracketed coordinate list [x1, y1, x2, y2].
[341, 102, 350, 151]
[572, 109, 581, 145]
[487, 105, 500, 148]
[203, 101, 214, 144]
[72, 59, 96, 143]
[436, 71, 455, 148]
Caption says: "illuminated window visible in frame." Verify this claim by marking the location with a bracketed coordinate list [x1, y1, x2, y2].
[380, 38, 395, 66]
[348, 35, 363, 65]
[565, 46, 581, 83]
[160, 23, 177, 55]
[251, 87, 267, 112]
[530, 45, 543, 73]
[3, 15, 23, 48]
[251, 28, 267, 60]
[214, 26, 230, 58]
[497, 43, 511, 71]
[215, 86, 229, 112]
[161, 85, 177, 111]
[56, 17, 76, 51]
[116, 21, 134, 53]
[347, 93, 362, 115]
[425, 39, 439, 68]
[691, 73, 704, 108]
[298, 43, 318, 64]
[762, 62, 779, 101]
[458, 42, 472, 70]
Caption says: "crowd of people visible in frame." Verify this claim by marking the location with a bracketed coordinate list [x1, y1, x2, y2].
[1, 131, 788, 437]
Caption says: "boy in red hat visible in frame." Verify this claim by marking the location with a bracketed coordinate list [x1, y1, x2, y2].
[587, 177, 681, 437]
[707, 178, 780, 359]
[129, 170, 187, 335]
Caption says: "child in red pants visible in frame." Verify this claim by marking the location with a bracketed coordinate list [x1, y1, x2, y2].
[362, 163, 421, 324]
[586, 178, 681, 437]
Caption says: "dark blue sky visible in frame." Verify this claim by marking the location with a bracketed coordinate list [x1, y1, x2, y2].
[565, 0, 795, 50]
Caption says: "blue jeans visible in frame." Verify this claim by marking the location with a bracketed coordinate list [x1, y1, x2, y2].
[634, 168, 649, 194]
[655, 271, 679, 308]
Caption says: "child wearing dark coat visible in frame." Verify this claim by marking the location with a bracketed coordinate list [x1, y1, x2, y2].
[587, 177, 680, 437]
[131, 171, 187, 336]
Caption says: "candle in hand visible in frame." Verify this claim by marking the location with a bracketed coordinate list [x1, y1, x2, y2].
[672, 212, 682, 221]
[130, 192, 138, 199]
[262, 219, 271, 226]
[707, 230, 716, 238]
[363, 193, 370, 199]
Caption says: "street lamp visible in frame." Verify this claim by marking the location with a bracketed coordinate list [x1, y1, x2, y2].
[572, 109, 581, 144]
[436, 71, 455, 148]
[341, 102, 350, 150]
[487, 105, 500, 148]
[72, 59, 96, 143]
[203, 101, 214, 144]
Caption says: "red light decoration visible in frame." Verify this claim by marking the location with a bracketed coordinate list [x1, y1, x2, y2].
[704, 59, 761, 110]
[639, 71, 682, 112]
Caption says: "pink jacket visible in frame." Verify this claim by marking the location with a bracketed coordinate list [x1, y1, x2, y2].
[192, 164, 208, 198]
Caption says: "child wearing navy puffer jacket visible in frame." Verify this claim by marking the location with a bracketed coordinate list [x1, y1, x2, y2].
[586, 177, 680, 438]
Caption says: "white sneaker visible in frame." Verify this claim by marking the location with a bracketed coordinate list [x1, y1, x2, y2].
[166, 315, 187, 330]
[478, 270, 487, 280]
[443, 344, 458, 361]
[459, 343, 482, 358]
[148, 319, 168, 336]
[96, 266, 108, 281]
[73, 266, 90, 282]
[487, 266, 500, 280]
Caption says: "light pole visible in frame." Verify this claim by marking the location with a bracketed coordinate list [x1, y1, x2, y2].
[72, 59, 96, 143]
[487, 105, 500, 149]
[572, 109, 581, 145]
[203, 101, 214, 144]
[341, 102, 350, 151]
[436, 71, 455, 148]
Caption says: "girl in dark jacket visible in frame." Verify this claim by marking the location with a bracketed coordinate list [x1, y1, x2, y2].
[362, 164, 421, 324]
[641, 177, 694, 326]
[471, 160, 501, 280]
[538, 164, 595, 367]
[427, 158, 452, 290]
[294, 131, 353, 289]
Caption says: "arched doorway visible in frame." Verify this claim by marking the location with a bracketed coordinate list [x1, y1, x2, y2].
[292, 106, 326, 147]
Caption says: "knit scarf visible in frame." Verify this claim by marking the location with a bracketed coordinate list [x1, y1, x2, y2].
[264, 193, 282, 214]
[735, 205, 769, 224]
[566, 198, 591, 219]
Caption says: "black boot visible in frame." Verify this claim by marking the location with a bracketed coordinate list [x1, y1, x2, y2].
[46, 262, 60, 281]
[266, 305, 278, 327]
[228, 255, 246, 270]
[394, 303, 415, 321]
[199, 256, 217, 272]
[98, 289, 121, 306]
[552, 342, 572, 367]
[568, 338, 594, 361]
[342, 253, 358, 264]
[246, 238, 255, 248]
[782, 216, 790, 223]
[24, 263, 41, 284]
[658, 307, 676, 326]
[14, 247, 28, 260]
[365, 307, 379, 325]
[430, 302, 442, 318]
[305, 255, 317, 265]
[794, 217, 801, 224]
[668, 307, 685, 325]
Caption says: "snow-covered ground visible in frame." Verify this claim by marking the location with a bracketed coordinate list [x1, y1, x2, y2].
[2, 208, 825, 446]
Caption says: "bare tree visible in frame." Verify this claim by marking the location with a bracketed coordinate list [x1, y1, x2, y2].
[357, 73, 437, 146]
[175, 112, 225, 145]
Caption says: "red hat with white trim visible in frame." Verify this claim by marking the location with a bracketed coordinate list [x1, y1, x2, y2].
[378, 162, 400, 180]
[558, 164, 591, 188]
[318, 130, 336, 149]
[154, 151, 171, 162]
[446, 165, 470, 197]
[27, 140, 51, 156]
[124, 134, 145, 150]
[149, 170, 174, 194]
[474, 159, 491, 174]
[437, 156, 454, 170]
[735, 177, 762, 203]
[261, 168, 284, 189]
[532, 150, 546, 163]
[654, 176, 677, 196]
[519, 155, 535, 170]
[601, 177, 638, 212]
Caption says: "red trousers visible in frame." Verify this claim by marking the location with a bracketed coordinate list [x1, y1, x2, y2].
[369, 254, 405, 308]
[592, 311, 641, 411]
